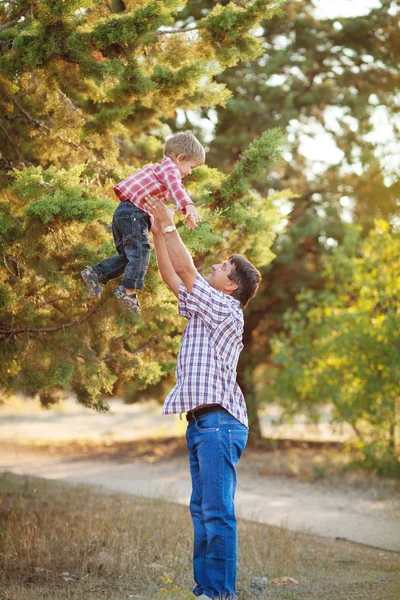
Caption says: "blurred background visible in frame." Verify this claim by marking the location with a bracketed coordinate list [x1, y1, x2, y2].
[0, 0, 399, 476]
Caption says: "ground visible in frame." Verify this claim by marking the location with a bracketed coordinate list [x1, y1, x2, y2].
[1, 397, 400, 599]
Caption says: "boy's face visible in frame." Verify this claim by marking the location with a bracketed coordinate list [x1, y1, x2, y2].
[174, 154, 201, 178]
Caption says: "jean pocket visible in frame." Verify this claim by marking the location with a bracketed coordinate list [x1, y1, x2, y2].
[131, 213, 151, 237]
[228, 428, 248, 464]
[194, 413, 219, 433]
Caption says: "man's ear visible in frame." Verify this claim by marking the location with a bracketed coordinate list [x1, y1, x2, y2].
[226, 280, 239, 294]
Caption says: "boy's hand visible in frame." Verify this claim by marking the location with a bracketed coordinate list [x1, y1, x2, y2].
[148, 212, 161, 235]
[184, 205, 202, 231]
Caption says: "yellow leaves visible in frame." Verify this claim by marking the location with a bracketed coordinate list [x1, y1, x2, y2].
[0, 73, 17, 113]
[123, 0, 153, 9]
[268, 189, 301, 202]
[157, 35, 203, 67]
[374, 219, 390, 234]
[7, 359, 21, 377]
[371, 314, 385, 327]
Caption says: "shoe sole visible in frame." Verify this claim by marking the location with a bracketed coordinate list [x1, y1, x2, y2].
[81, 268, 102, 300]
[114, 288, 140, 314]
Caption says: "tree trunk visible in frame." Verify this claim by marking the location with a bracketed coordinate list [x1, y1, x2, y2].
[238, 317, 263, 440]
[389, 419, 395, 452]
[238, 362, 262, 440]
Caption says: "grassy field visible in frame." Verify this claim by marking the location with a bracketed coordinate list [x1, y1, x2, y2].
[1, 473, 399, 600]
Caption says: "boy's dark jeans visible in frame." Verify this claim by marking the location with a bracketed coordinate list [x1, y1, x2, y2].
[92, 200, 151, 290]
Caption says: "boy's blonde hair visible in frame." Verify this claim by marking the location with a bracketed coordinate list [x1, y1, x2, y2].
[164, 131, 205, 165]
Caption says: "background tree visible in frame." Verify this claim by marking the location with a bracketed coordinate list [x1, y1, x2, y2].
[0, 0, 287, 408]
[177, 0, 400, 435]
[269, 221, 400, 473]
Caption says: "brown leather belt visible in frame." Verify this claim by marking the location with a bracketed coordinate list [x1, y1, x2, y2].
[186, 404, 225, 423]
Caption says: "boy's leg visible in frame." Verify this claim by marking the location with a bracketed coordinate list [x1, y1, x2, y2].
[83, 201, 150, 312]
[110, 202, 151, 313]
[90, 203, 130, 286]
[119, 207, 151, 292]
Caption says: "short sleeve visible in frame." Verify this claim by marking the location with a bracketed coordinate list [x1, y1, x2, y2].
[178, 281, 191, 319]
[183, 274, 235, 330]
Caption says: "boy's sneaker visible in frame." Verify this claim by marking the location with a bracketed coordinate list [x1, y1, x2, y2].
[81, 266, 102, 300]
[114, 285, 140, 314]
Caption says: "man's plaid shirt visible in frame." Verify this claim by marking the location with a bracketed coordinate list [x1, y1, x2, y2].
[162, 274, 248, 427]
[113, 156, 193, 214]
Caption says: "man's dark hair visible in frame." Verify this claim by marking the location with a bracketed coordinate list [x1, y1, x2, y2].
[228, 254, 261, 308]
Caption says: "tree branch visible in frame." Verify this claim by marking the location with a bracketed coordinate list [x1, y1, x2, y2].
[67, 335, 162, 363]
[0, 296, 111, 339]
[9, 214, 23, 227]
[3, 254, 21, 279]
[0, 18, 20, 33]
[156, 26, 198, 35]
[36, 295, 71, 307]
[13, 98, 82, 151]
[58, 89, 78, 111]
[0, 120, 24, 161]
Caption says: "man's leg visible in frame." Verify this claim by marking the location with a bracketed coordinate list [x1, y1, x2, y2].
[187, 427, 209, 597]
[187, 411, 248, 599]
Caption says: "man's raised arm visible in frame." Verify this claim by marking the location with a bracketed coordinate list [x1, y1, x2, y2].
[145, 196, 198, 293]
[152, 224, 181, 298]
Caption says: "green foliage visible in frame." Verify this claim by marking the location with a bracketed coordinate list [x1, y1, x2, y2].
[200, 1, 284, 66]
[219, 128, 289, 201]
[269, 222, 400, 469]
[0, 0, 284, 407]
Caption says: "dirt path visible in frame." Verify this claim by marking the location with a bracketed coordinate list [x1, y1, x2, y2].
[2, 445, 400, 553]
[1, 397, 399, 552]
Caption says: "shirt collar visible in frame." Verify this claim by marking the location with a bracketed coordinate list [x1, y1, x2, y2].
[161, 155, 182, 178]
[197, 274, 243, 310]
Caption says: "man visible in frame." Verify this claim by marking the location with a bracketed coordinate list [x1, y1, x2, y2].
[145, 196, 261, 600]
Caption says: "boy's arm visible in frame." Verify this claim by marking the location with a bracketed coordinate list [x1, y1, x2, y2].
[158, 163, 202, 229]
[159, 163, 194, 213]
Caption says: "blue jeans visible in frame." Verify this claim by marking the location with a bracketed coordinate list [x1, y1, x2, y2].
[186, 409, 248, 600]
[92, 201, 151, 290]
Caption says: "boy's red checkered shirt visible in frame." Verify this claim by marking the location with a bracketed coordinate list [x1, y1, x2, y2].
[162, 275, 248, 428]
[113, 156, 194, 214]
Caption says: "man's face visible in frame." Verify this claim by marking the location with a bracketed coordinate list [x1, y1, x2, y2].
[204, 260, 238, 294]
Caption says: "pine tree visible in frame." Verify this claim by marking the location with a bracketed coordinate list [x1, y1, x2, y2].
[0, 1, 286, 409]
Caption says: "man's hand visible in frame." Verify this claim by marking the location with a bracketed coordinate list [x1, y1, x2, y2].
[184, 204, 202, 231]
[145, 195, 175, 232]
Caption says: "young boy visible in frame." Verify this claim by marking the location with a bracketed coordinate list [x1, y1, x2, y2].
[81, 131, 204, 314]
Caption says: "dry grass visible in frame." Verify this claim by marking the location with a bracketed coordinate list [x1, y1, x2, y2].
[1, 473, 399, 600]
